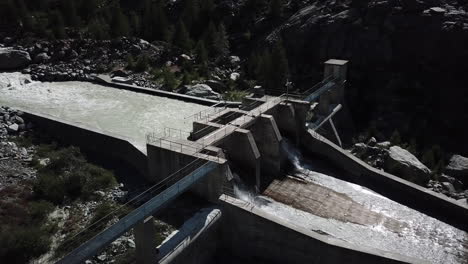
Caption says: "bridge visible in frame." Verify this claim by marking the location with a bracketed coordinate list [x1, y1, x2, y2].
[9, 59, 465, 264]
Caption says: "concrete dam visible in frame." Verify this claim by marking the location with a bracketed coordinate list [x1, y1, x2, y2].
[0, 60, 467, 264]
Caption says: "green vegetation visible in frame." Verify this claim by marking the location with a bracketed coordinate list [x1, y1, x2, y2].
[224, 90, 249, 102]
[248, 38, 289, 93]
[173, 21, 192, 51]
[0, 185, 55, 263]
[33, 146, 116, 204]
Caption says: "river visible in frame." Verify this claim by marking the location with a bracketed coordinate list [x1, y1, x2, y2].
[0, 72, 208, 149]
[235, 142, 468, 263]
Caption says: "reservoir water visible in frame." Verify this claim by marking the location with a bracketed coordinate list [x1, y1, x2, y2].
[0, 72, 208, 149]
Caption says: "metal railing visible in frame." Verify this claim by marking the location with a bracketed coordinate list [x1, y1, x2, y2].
[57, 158, 218, 264]
[149, 127, 192, 140]
[184, 102, 227, 123]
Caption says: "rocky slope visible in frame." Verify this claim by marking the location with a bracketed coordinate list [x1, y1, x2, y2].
[350, 137, 468, 203]
[267, 0, 468, 153]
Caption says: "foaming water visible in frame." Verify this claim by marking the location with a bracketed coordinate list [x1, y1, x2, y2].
[233, 140, 468, 263]
[0, 72, 208, 148]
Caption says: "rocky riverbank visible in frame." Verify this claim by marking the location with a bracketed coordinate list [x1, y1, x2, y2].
[0, 106, 152, 264]
[0, 37, 243, 101]
[349, 137, 468, 204]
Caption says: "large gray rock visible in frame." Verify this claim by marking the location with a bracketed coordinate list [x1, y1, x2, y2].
[204, 80, 226, 92]
[385, 146, 431, 185]
[445, 155, 468, 186]
[34, 53, 51, 63]
[0, 48, 31, 70]
[184, 84, 221, 100]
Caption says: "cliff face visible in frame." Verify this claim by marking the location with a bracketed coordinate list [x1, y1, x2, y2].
[268, 0, 468, 153]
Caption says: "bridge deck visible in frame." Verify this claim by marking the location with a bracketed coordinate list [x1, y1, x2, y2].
[196, 96, 283, 146]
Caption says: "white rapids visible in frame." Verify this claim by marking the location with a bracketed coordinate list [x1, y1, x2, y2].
[234, 142, 468, 264]
[0, 72, 209, 147]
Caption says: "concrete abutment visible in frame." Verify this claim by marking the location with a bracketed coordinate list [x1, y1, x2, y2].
[134, 216, 158, 264]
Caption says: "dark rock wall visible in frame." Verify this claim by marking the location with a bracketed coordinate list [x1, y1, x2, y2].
[269, 0, 468, 154]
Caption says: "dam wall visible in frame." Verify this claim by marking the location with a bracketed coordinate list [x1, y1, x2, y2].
[302, 130, 468, 231]
[218, 195, 421, 264]
[22, 110, 149, 178]
[158, 208, 222, 264]
[93, 75, 241, 107]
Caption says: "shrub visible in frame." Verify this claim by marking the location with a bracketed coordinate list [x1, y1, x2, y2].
[0, 225, 51, 263]
[224, 90, 248, 102]
[33, 172, 66, 204]
[29, 200, 54, 223]
[134, 55, 149, 72]
[126, 55, 136, 70]
[33, 146, 116, 204]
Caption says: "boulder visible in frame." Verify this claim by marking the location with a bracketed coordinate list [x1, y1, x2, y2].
[367, 137, 377, 147]
[385, 146, 431, 185]
[112, 77, 134, 85]
[352, 143, 368, 157]
[229, 56, 241, 64]
[184, 84, 221, 100]
[34, 53, 50, 63]
[376, 141, 391, 149]
[230, 72, 240, 81]
[0, 48, 31, 70]
[441, 182, 456, 193]
[7, 123, 19, 133]
[445, 155, 468, 186]
[203, 80, 226, 92]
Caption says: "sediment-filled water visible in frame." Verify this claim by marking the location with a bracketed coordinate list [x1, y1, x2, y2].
[235, 142, 468, 264]
[0, 72, 209, 149]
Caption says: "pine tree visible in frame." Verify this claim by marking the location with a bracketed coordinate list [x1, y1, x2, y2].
[269, 0, 283, 20]
[111, 8, 130, 37]
[52, 11, 66, 39]
[152, 0, 170, 41]
[129, 11, 141, 36]
[80, 0, 97, 21]
[38, 0, 50, 11]
[268, 39, 289, 91]
[204, 21, 218, 56]
[214, 23, 230, 57]
[3, 0, 18, 23]
[16, 0, 34, 31]
[182, 0, 200, 36]
[199, 0, 216, 32]
[88, 19, 108, 40]
[134, 55, 149, 72]
[142, 0, 153, 40]
[195, 40, 208, 63]
[61, 0, 80, 27]
[258, 50, 272, 86]
[162, 67, 177, 91]
[173, 21, 192, 51]
[247, 52, 260, 78]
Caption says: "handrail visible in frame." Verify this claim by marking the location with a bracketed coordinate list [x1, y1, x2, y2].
[57, 161, 218, 264]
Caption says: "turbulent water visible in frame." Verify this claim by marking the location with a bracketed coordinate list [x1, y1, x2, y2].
[235, 142, 468, 264]
[0, 72, 208, 149]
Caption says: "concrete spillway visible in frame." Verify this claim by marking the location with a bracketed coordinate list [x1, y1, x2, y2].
[243, 143, 468, 264]
[0, 72, 208, 149]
